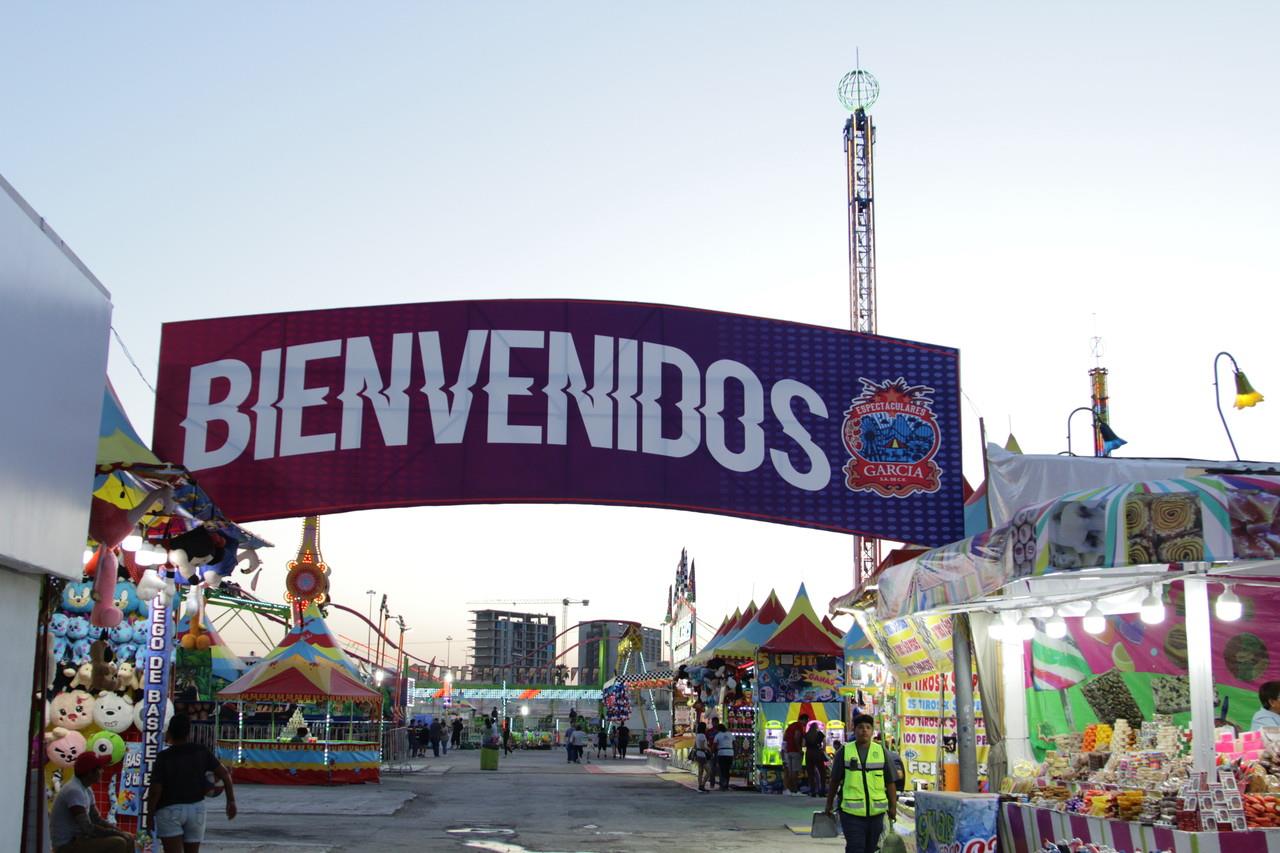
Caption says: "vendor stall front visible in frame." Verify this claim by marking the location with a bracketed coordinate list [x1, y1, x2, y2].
[217, 601, 382, 784]
[873, 470, 1280, 850]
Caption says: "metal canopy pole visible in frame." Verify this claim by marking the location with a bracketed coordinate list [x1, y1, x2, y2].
[1184, 573, 1216, 773]
[953, 614, 979, 792]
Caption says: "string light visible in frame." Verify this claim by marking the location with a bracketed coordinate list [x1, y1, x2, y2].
[1045, 609, 1068, 639]
[1082, 602, 1106, 635]
[1216, 583, 1243, 622]
[1140, 584, 1166, 625]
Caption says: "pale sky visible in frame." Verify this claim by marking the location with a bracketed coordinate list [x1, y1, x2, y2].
[3, 3, 1277, 668]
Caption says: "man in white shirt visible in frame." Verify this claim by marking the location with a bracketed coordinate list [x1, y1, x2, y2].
[1252, 681, 1280, 730]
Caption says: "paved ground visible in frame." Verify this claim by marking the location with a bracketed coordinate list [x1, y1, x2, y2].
[202, 748, 852, 852]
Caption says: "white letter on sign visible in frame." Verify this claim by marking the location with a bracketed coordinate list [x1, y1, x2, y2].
[545, 333, 614, 449]
[339, 334, 413, 450]
[639, 343, 701, 458]
[279, 340, 341, 458]
[703, 359, 765, 473]
[486, 330, 545, 444]
[768, 379, 830, 491]
[181, 359, 253, 471]
[418, 330, 488, 444]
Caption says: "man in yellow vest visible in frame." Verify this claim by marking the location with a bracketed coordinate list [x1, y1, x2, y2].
[824, 714, 897, 853]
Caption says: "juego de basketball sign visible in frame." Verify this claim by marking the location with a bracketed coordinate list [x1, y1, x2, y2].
[152, 300, 963, 545]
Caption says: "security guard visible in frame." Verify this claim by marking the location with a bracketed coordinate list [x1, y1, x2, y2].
[824, 714, 897, 853]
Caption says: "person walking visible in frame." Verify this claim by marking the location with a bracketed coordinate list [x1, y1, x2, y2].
[804, 720, 829, 797]
[617, 723, 631, 759]
[824, 714, 898, 853]
[609, 726, 619, 759]
[49, 753, 134, 852]
[146, 713, 238, 853]
[596, 725, 608, 759]
[713, 724, 735, 791]
[502, 718, 513, 755]
[572, 722, 589, 763]
[693, 721, 711, 793]
[782, 713, 807, 795]
[451, 716, 463, 750]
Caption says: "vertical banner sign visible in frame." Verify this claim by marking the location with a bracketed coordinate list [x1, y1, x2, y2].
[138, 594, 173, 848]
[152, 300, 963, 545]
[898, 672, 988, 791]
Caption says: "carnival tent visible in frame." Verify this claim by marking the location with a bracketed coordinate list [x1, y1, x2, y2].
[695, 608, 742, 660]
[760, 584, 843, 655]
[217, 602, 380, 705]
[714, 591, 787, 659]
[705, 601, 759, 659]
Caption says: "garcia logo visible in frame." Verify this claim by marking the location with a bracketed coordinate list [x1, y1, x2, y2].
[842, 377, 942, 498]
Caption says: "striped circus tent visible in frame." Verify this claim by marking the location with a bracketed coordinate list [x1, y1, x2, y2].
[176, 606, 247, 687]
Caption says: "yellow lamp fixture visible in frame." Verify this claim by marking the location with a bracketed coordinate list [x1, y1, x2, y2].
[1214, 351, 1264, 461]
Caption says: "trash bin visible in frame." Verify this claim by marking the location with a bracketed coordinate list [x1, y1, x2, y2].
[480, 746, 500, 771]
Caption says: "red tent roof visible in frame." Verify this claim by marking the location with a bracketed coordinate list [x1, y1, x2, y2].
[821, 616, 845, 638]
[760, 584, 843, 656]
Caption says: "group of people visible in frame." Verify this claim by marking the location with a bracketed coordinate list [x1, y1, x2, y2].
[407, 716, 464, 757]
[49, 712, 236, 853]
[691, 715, 737, 792]
[564, 721, 633, 763]
[781, 713, 836, 797]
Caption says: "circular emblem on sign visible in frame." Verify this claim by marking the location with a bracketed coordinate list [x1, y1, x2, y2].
[285, 563, 329, 604]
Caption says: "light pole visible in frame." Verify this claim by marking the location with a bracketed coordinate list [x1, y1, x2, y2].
[446, 635, 453, 670]
[365, 589, 376, 665]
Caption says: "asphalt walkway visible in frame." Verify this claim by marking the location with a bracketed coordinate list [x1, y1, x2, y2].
[201, 747, 848, 852]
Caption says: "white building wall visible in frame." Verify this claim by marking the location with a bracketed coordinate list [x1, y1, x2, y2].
[0, 172, 112, 851]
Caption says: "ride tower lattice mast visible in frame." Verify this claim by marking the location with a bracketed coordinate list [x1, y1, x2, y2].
[839, 63, 882, 591]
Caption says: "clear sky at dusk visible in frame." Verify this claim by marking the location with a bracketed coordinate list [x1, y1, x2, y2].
[3, 3, 1276, 666]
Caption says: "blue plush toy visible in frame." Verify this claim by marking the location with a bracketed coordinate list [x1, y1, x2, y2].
[113, 581, 140, 615]
[66, 616, 90, 642]
[70, 639, 92, 665]
[52, 637, 69, 662]
[50, 612, 69, 637]
[61, 581, 94, 614]
[108, 623, 133, 647]
[116, 643, 138, 665]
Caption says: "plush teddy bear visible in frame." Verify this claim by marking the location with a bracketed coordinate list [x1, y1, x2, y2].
[49, 690, 96, 731]
[114, 661, 141, 693]
[64, 661, 94, 690]
[107, 622, 133, 649]
[61, 581, 94, 614]
[132, 698, 174, 733]
[44, 727, 87, 768]
[87, 639, 117, 693]
[92, 691, 134, 733]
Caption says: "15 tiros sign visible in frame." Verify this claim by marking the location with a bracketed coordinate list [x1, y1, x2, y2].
[154, 299, 963, 545]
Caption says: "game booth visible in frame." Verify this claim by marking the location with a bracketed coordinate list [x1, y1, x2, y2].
[216, 601, 383, 785]
[35, 383, 268, 844]
[872, 467, 1280, 853]
[669, 584, 846, 791]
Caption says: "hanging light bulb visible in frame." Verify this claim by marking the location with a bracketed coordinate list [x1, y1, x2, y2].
[1216, 583, 1243, 622]
[1045, 609, 1068, 639]
[1082, 602, 1106, 635]
[83, 547, 95, 565]
[1140, 584, 1166, 625]
[120, 530, 143, 552]
[1014, 613, 1036, 641]
[986, 615, 1006, 642]
[134, 543, 159, 566]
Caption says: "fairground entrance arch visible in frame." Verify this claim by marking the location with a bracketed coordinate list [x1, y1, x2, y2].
[153, 298, 963, 546]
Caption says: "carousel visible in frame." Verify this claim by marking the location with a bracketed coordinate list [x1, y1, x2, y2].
[215, 518, 383, 784]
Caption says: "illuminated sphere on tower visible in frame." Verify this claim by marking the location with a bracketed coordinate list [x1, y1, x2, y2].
[837, 68, 880, 112]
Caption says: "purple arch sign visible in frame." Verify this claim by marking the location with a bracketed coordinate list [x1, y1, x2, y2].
[153, 299, 963, 545]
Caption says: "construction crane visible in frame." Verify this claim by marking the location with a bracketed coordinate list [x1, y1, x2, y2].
[465, 598, 590, 663]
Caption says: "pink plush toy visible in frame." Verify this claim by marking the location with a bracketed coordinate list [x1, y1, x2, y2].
[89, 547, 123, 629]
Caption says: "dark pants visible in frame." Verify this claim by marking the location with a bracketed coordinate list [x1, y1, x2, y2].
[567, 743, 578, 762]
[717, 755, 732, 789]
[432, 737, 441, 757]
[838, 812, 885, 853]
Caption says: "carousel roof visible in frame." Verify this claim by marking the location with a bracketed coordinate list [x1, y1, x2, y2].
[217, 602, 380, 704]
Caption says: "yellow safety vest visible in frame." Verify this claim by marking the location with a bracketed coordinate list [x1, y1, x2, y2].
[839, 741, 889, 817]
